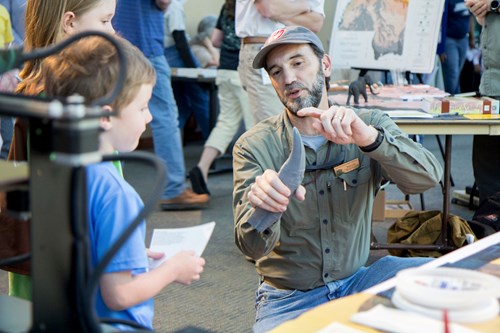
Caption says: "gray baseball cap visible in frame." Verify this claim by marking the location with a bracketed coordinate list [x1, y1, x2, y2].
[252, 26, 325, 69]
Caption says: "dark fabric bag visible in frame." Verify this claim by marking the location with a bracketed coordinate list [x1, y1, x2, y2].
[387, 210, 476, 258]
[472, 192, 500, 235]
[0, 192, 31, 275]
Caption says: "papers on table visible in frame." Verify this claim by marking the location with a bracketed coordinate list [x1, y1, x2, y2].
[148, 222, 215, 269]
[351, 305, 481, 333]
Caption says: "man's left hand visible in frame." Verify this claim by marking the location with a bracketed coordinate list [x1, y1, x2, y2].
[297, 106, 379, 147]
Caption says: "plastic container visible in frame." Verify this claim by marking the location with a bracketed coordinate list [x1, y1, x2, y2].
[395, 267, 500, 310]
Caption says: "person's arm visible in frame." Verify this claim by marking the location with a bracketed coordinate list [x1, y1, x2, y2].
[233, 134, 307, 259]
[469, 15, 476, 49]
[297, 106, 443, 194]
[465, 0, 489, 26]
[282, 10, 324, 33]
[255, 0, 325, 32]
[201, 37, 220, 67]
[211, 28, 224, 48]
[172, 30, 199, 68]
[155, 0, 171, 11]
[100, 251, 205, 310]
[254, 0, 310, 21]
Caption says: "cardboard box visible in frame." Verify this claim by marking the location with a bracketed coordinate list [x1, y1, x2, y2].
[372, 190, 414, 221]
[372, 190, 386, 221]
[385, 200, 414, 219]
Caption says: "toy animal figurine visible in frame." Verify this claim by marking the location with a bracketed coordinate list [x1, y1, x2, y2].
[346, 74, 379, 105]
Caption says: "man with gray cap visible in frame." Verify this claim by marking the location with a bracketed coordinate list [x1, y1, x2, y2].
[233, 26, 443, 332]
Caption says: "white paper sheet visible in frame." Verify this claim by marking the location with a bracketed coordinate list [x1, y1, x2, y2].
[351, 305, 481, 333]
[148, 222, 215, 269]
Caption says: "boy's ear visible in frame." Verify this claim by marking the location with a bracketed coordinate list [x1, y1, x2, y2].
[99, 105, 113, 131]
[62, 11, 76, 34]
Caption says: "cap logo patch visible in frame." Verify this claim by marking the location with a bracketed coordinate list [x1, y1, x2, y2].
[270, 29, 285, 42]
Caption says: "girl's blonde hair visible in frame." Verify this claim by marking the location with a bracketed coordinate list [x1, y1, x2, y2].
[18, 0, 107, 95]
[42, 35, 156, 112]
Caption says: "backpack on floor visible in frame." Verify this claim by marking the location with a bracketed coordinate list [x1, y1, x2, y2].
[470, 192, 500, 238]
[387, 210, 476, 258]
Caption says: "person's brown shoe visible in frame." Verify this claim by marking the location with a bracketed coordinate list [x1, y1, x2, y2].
[159, 188, 209, 210]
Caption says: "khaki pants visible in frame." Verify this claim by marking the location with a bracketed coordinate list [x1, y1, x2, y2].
[238, 43, 283, 124]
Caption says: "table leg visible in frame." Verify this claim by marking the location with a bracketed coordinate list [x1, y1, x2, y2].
[439, 135, 452, 246]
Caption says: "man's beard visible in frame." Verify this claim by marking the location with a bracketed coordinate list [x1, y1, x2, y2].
[279, 70, 324, 115]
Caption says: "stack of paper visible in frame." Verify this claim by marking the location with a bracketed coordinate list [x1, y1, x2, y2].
[148, 222, 215, 269]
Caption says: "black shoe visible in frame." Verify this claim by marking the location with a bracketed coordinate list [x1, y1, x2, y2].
[189, 166, 210, 195]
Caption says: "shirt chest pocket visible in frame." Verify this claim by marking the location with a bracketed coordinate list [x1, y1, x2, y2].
[328, 163, 373, 218]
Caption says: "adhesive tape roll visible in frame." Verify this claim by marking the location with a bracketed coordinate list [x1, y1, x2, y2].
[395, 267, 500, 310]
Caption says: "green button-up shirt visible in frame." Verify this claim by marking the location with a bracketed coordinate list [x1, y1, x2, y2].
[233, 109, 443, 291]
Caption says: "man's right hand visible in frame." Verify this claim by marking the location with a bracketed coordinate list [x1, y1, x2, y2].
[248, 169, 306, 213]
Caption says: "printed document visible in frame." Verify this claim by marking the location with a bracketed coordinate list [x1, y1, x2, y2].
[148, 222, 215, 269]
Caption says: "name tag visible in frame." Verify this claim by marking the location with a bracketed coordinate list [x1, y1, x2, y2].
[333, 158, 360, 176]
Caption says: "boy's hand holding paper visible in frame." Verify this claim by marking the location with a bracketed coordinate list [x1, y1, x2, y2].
[148, 222, 216, 270]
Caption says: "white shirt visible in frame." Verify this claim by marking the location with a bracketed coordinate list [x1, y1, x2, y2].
[235, 0, 325, 38]
[164, 1, 189, 48]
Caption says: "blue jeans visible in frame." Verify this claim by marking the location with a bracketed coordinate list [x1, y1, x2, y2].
[147, 55, 186, 199]
[1, 116, 14, 159]
[253, 256, 432, 333]
[442, 36, 468, 94]
[164, 46, 210, 139]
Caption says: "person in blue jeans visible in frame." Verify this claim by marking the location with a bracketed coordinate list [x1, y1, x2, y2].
[440, 0, 472, 94]
[164, 0, 210, 139]
[113, 0, 209, 210]
[0, 1, 20, 160]
[233, 26, 443, 333]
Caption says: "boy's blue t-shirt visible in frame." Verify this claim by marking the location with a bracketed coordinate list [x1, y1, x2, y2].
[113, 0, 164, 58]
[87, 162, 153, 330]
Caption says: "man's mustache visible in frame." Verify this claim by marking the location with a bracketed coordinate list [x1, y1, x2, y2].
[285, 82, 308, 96]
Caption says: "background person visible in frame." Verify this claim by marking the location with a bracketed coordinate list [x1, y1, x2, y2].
[0, 3, 14, 159]
[113, 0, 209, 210]
[0, 0, 25, 45]
[235, 0, 325, 124]
[0, 0, 25, 159]
[190, 14, 220, 68]
[164, 0, 210, 139]
[189, 0, 253, 195]
[440, 0, 472, 94]
[466, 0, 500, 203]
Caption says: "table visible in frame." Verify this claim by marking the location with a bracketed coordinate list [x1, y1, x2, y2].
[171, 68, 237, 175]
[330, 85, 500, 251]
[373, 118, 500, 251]
[271, 232, 500, 333]
[171, 67, 219, 131]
